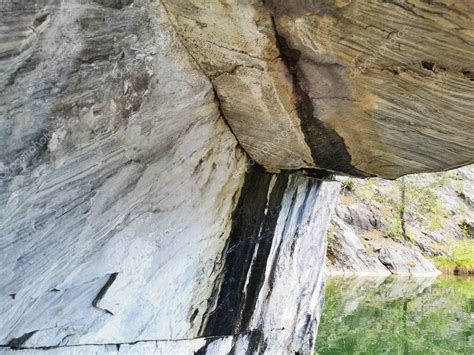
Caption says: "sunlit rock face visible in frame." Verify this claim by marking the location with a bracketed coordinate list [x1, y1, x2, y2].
[165, 0, 473, 178]
[267, 0, 474, 178]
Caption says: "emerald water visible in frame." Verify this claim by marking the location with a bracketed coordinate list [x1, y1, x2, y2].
[316, 276, 473, 354]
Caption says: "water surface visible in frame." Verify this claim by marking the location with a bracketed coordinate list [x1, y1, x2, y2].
[316, 275, 473, 354]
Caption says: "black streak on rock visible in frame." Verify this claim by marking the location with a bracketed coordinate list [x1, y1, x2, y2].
[190, 308, 199, 326]
[92, 272, 118, 315]
[201, 165, 288, 337]
[276, 34, 363, 175]
[264, 11, 370, 177]
[93, 0, 134, 9]
[194, 339, 209, 355]
[8, 331, 38, 349]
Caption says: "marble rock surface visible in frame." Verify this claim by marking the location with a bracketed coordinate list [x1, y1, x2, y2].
[0, 0, 472, 354]
[166, 0, 473, 178]
[0, 0, 341, 353]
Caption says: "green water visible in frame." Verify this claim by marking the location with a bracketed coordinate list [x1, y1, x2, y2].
[316, 276, 474, 354]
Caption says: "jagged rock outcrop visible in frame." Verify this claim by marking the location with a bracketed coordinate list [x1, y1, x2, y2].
[0, 0, 472, 354]
[327, 166, 474, 275]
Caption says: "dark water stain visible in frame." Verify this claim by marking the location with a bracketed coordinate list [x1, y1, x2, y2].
[200, 165, 288, 337]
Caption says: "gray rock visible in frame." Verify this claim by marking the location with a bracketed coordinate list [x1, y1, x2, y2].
[377, 246, 439, 276]
[1, 0, 473, 353]
[327, 166, 474, 276]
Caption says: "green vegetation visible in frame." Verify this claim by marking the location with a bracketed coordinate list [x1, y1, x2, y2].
[349, 172, 454, 242]
[434, 239, 474, 275]
[457, 202, 467, 214]
[327, 224, 336, 252]
[342, 178, 355, 192]
[387, 217, 404, 240]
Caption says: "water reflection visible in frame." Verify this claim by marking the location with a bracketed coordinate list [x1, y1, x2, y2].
[316, 275, 473, 354]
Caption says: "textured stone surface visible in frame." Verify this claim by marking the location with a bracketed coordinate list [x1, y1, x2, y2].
[0, 2, 342, 352]
[266, 0, 474, 177]
[165, 0, 473, 178]
[1, 0, 473, 353]
[328, 203, 440, 276]
[162, 0, 315, 172]
[0, 0, 248, 348]
[327, 166, 474, 275]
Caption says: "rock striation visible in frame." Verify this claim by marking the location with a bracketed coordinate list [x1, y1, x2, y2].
[165, 0, 473, 178]
[266, 0, 474, 178]
[0, 0, 473, 354]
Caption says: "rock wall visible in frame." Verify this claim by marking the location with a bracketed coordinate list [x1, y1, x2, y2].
[327, 166, 474, 275]
[0, 1, 342, 353]
[164, 0, 473, 178]
[0, 0, 473, 354]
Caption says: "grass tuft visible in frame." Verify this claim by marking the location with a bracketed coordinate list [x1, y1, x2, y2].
[434, 240, 474, 275]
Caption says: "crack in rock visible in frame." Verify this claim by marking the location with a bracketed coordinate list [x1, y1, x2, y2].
[92, 272, 119, 315]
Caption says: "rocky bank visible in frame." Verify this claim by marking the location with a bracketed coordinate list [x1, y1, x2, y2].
[327, 165, 474, 275]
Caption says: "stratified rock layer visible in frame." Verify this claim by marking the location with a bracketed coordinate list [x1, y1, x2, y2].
[0, 1, 340, 353]
[0, 0, 473, 354]
[165, 0, 473, 178]
[267, 0, 474, 178]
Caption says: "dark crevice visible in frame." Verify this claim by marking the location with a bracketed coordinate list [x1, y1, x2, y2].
[421, 61, 435, 72]
[33, 13, 49, 27]
[378, 254, 395, 273]
[160, 1, 253, 166]
[200, 165, 288, 337]
[189, 308, 199, 325]
[0, 329, 276, 350]
[92, 272, 118, 315]
[281, 168, 334, 180]
[461, 70, 474, 81]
